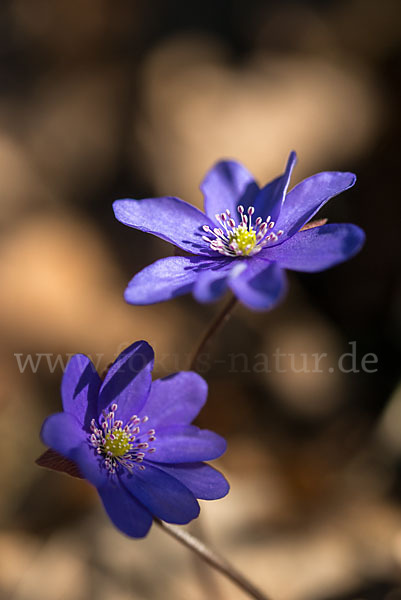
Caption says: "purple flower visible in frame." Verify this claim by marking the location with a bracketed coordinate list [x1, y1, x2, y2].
[40, 341, 228, 538]
[113, 152, 365, 310]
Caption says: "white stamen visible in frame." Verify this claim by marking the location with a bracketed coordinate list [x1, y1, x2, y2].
[201, 205, 284, 256]
[89, 408, 156, 476]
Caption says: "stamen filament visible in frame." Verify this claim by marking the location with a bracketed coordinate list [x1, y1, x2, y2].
[202, 205, 284, 256]
[89, 404, 156, 475]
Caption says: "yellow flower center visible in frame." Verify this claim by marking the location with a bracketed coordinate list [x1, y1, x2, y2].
[228, 225, 257, 256]
[104, 429, 132, 457]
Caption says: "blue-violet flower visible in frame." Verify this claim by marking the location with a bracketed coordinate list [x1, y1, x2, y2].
[40, 341, 229, 537]
[113, 152, 365, 310]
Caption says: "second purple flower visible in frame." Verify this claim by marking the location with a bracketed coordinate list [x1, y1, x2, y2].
[40, 341, 228, 538]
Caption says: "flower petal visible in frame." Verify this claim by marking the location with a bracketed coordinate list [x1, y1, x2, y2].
[228, 258, 287, 311]
[70, 442, 106, 487]
[147, 425, 227, 463]
[98, 341, 154, 422]
[155, 462, 229, 500]
[98, 478, 153, 538]
[262, 223, 365, 272]
[40, 412, 87, 458]
[192, 260, 234, 302]
[253, 151, 297, 224]
[124, 256, 222, 305]
[113, 197, 215, 256]
[142, 372, 208, 429]
[275, 171, 356, 242]
[61, 354, 101, 430]
[121, 463, 200, 524]
[201, 160, 259, 225]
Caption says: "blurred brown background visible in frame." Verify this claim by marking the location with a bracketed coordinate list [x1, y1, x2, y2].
[1, 1, 401, 599]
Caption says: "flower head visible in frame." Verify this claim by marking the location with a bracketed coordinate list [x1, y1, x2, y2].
[114, 151, 365, 310]
[39, 341, 228, 538]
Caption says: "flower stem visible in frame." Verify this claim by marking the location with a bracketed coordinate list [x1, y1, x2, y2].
[189, 295, 238, 371]
[155, 519, 271, 600]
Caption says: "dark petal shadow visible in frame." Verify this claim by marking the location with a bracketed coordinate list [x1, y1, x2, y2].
[180, 254, 236, 274]
[72, 361, 101, 430]
[99, 343, 153, 407]
[239, 180, 260, 212]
